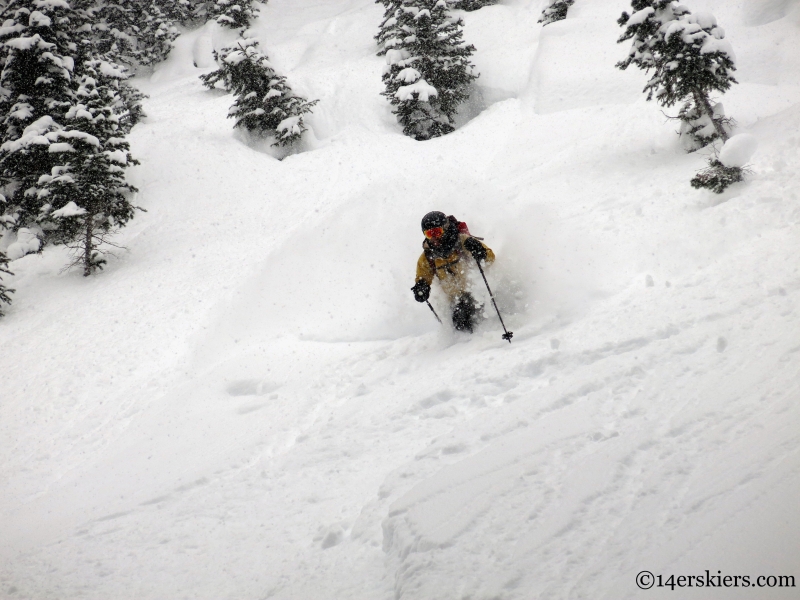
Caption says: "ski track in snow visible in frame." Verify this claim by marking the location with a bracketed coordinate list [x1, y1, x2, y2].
[2, 0, 800, 598]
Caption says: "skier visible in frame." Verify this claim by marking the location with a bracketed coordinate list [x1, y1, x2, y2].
[411, 211, 495, 333]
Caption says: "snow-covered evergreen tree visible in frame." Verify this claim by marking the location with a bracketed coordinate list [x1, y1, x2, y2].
[655, 10, 736, 149]
[375, 0, 401, 56]
[176, 0, 210, 25]
[0, 1, 143, 255]
[158, 0, 195, 25]
[616, 1, 737, 150]
[207, 0, 259, 29]
[616, 0, 672, 72]
[381, 0, 477, 141]
[539, 0, 575, 25]
[0, 0, 83, 232]
[450, 0, 496, 11]
[86, 0, 181, 69]
[37, 59, 140, 275]
[200, 39, 317, 146]
[617, 1, 742, 191]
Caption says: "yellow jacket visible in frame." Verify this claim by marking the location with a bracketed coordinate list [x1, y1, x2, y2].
[416, 234, 495, 300]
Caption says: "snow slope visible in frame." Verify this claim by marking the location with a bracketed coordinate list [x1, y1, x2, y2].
[2, 0, 799, 598]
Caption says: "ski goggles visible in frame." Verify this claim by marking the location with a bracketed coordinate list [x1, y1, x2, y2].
[424, 226, 444, 239]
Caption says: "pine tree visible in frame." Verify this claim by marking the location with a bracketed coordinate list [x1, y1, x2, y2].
[539, 0, 575, 25]
[207, 0, 259, 29]
[381, 0, 477, 140]
[37, 59, 140, 276]
[617, 1, 742, 192]
[0, 247, 13, 316]
[200, 39, 318, 146]
[0, 0, 143, 286]
[616, 0, 673, 72]
[158, 0, 195, 25]
[652, 10, 736, 149]
[616, 1, 737, 150]
[450, 0, 497, 11]
[180, 0, 211, 25]
[375, 0, 402, 56]
[82, 0, 180, 69]
[0, 0, 83, 233]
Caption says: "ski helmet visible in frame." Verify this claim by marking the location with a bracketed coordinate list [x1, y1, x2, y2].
[421, 211, 447, 231]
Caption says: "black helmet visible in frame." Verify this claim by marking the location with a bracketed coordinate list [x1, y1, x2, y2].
[421, 211, 447, 231]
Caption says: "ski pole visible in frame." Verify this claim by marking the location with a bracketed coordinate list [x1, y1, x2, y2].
[426, 300, 442, 324]
[474, 259, 513, 343]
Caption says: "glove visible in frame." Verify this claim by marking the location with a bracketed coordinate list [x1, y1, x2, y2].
[463, 237, 487, 263]
[411, 279, 431, 303]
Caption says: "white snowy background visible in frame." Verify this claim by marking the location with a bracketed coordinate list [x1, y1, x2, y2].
[2, 0, 800, 598]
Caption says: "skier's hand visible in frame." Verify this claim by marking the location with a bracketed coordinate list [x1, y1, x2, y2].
[464, 237, 487, 263]
[411, 280, 431, 303]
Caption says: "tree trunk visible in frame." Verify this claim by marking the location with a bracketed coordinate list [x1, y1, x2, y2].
[693, 88, 728, 143]
[83, 216, 93, 277]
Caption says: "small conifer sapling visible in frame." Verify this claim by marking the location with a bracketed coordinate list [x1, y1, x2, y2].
[0, 195, 14, 315]
[0, 248, 14, 316]
[689, 159, 744, 194]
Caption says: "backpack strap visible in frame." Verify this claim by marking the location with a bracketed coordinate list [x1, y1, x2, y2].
[424, 241, 464, 277]
[423, 242, 437, 275]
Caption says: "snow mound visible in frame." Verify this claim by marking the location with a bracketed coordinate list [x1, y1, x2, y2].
[5, 228, 41, 259]
[718, 133, 758, 167]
